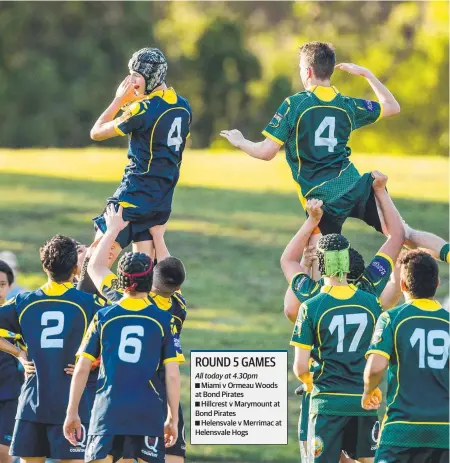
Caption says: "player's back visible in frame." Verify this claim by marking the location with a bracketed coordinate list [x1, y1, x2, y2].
[263, 87, 381, 199]
[305, 285, 381, 414]
[372, 300, 449, 446]
[0, 282, 101, 423]
[115, 88, 192, 212]
[81, 297, 177, 437]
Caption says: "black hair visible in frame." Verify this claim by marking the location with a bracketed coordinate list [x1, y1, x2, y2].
[117, 252, 153, 293]
[399, 250, 439, 299]
[40, 235, 78, 282]
[153, 257, 186, 293]
[0, 260, 14, 286]
[317, 234, 350, 275]
[348, 248, 365, 282]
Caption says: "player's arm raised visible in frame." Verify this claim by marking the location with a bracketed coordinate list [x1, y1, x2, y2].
[87, 205, 129, 290]
[90, 76, 140, 141]
[219, 129, 281, 161]
[372, 171, 405, 264]
[150, 224, 170, 262]
[280, 199, 323, 283]
[335, 63, 400, 118]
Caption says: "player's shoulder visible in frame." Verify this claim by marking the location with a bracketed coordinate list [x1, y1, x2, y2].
[390, 300, 449, 324]
[171, 290, 187, 310]
[286, 91, 312, 108]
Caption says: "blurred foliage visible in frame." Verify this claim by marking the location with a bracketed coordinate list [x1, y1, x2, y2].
[0, 1, 448, 154]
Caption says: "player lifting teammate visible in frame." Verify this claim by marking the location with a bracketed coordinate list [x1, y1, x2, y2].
[220, 41, 449, 263]
[364, 250, 449, 462]
[87, 205, 187, 463]
[0, 236, 103, 463]
[89, 47, 192, 263]
[64, 251, 181, 463]
[290, 221, 391, 462]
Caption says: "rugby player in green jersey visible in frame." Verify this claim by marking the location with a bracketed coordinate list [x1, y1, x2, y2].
[363, 250, 449, 463]
[220, 41, 449, 264]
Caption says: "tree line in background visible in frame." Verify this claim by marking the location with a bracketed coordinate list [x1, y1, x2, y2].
[0, 1, 448, 155]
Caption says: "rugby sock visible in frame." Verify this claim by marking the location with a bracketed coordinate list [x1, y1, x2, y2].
[439, 243, 450, 263]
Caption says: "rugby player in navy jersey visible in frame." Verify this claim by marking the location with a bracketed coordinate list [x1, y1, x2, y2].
[87, 205, 187, 463]
[0, 236, 104, 463]
[88, 47, 192, 265]
[0, 261, 23, 463]
[64, 251, 180, 463]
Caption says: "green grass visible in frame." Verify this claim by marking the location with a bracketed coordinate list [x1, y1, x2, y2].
[0, 150, 448, 463]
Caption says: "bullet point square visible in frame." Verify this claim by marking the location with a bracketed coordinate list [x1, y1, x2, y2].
[195, 421, 200, 426]
[195, 402, 200, 406]
[195, 383, 200, 388]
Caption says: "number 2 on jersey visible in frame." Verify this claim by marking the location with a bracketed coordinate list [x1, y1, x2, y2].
[328, 313, 368, 353]
[167, 117, 183, 152]
[410, 328, 449, 369]
[314, 116, 337, 153]
[41, 311, 64, 348]
[118, 325, 144, 363]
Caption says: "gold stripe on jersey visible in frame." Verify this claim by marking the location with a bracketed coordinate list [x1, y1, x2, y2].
[411, 299, 442, 311]
[304, 161, 354, 200]
[366, 349, 390, 360]
[290, 341, 312, 350]
[80, 352, 97, 362]
[173, 292, 186, 310]
[163, 357, 179, 364]
[262, 130, 284, 145]
[41, 281, 74, 296]
[18, 299, 88, 336]
[387, 315, 450, 413]
[309, 85, 339, 102]
[316, 304, 376, 382]
[376, 252, 394, 272]
[145, 107, 191, 175]
[119, 297, 152, 311]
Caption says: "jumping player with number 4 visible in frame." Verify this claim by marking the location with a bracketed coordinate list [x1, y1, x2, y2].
[364, 250, 449, 462]
[220, 41, 449, 262]
[90, 47, 192, 261]
[0, 235, 104, 463]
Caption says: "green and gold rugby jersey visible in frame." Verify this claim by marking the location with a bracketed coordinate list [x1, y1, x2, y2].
[366, 299, 449, 449]
[291, 285, 382, 416]
[291, 252, 393, 304]
[263, 86, 381, 207]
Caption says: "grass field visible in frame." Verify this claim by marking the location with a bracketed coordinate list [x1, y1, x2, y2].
[0, 149, 448, 463]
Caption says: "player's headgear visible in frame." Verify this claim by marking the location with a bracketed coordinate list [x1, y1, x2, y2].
[348, 248, 365, 282]
[317, 234, 350, 281]
[128, 48, 168, 94]
[117, 252, 154, 293]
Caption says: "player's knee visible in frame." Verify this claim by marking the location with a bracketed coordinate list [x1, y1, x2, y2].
[165, 456, 184, 463]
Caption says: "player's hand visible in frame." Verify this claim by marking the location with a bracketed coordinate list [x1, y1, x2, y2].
[164, 420, 178, 448]
[335, 63, 372, 78]
[150, 224, 166, 238]
[63, 412, 83, 447]
[115, 76, 140, 104]
[303, 244, 318, 269]
[104, 204, 129, 233]
[361, 387, 382, 410]
[371, 171, 388, 192]
[219, 129, 245, 149]
[64, 364, 75, 376]
[17, 350, 35, 377]
[306, 199, 324, 222]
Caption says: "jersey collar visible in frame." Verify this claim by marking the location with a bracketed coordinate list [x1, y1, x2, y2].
[149, 291, 172, 311]
[119, 297, 151, 311]
[410, 298, 442, 311]
[144, 87, 178, 104]
[308, 85, 339, 102]
[41, 281, 74, 296]
[320, 284, 357, 300]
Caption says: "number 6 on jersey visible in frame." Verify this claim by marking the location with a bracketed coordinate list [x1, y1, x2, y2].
[118, 325, 144, 363]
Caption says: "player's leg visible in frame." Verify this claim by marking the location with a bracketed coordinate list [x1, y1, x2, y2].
[132, 240, 155, 261]
[0, 399, 19, 463]
[350, 416, 379, 463]
[10, 421, 49, 463]
[308, 413, 347, 462]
